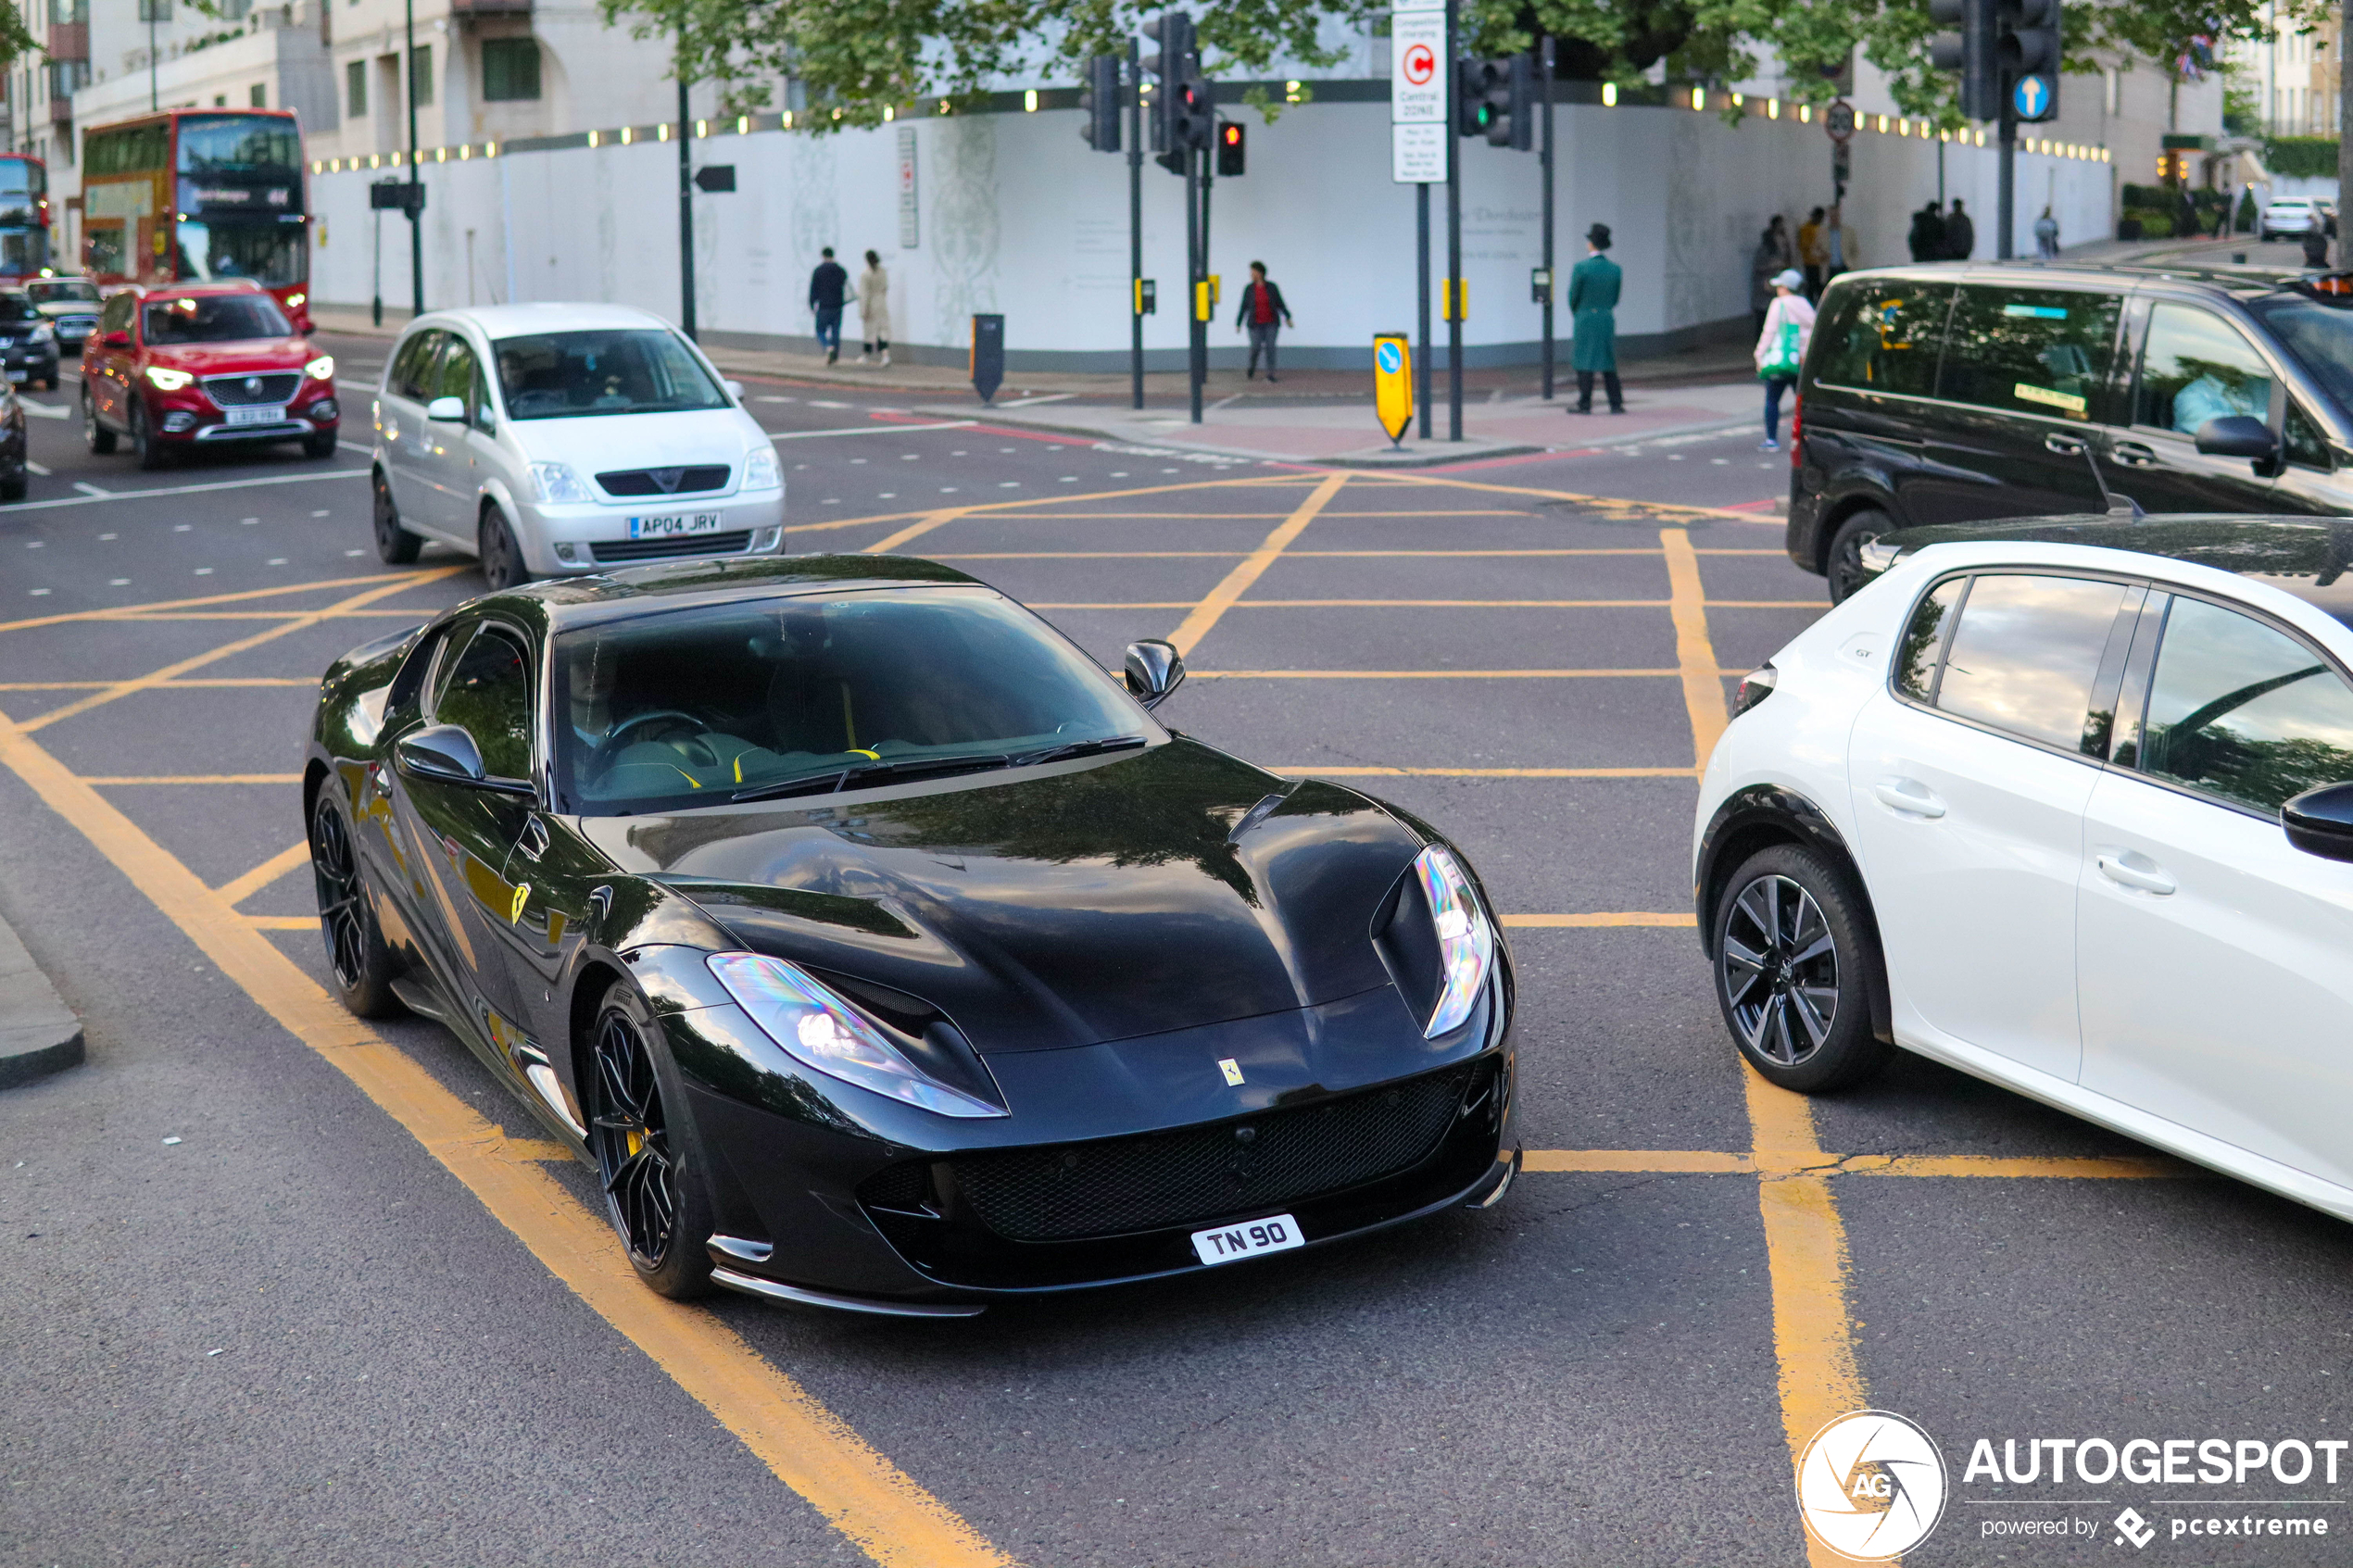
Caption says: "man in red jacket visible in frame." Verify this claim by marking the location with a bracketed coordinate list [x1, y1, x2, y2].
[1234, 261, 1294, 382]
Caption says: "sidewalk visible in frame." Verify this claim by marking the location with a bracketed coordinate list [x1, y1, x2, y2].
[930, 381, 1764, 466]
[0, 909, 82, 1090]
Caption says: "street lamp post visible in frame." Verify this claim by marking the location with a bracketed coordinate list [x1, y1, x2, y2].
[676, 21, 697, 340]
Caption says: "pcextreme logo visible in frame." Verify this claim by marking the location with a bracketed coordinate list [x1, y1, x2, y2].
[1795, 1410, 1951, 1561]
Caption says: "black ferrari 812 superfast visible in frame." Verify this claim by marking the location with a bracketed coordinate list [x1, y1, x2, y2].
[304, 555, 1517, 1315]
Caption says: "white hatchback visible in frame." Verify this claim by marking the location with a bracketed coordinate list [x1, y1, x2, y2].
[1694, 529, 2353, 1223]
[369, 302, 785, 586]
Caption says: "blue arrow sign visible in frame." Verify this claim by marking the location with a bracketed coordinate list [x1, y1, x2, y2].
[2013, 74, 2051, 119]
[1377, 341, 1403, 374]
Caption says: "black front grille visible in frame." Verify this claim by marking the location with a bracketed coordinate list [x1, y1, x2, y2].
[202, 371, 301, 407]
[597, 464, 731, 497]
[590, 530, 751, 564]
[944, 1063, 1476, 1242]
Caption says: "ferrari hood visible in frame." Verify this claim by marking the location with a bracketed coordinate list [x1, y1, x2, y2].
[579, 740, 1424, 1053]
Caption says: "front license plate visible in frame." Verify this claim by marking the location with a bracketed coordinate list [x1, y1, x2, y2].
[1190, 1212, 1304, 1267]
[629, 511, 724, 539]
[226, 404, 286, 426]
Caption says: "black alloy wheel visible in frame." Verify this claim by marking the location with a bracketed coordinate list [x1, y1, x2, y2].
[303, 426, 337, 459]
[372, 470, 421, 565]
[588, 983, 714, 1298]
[1713, 844, 1886, 1092]
[478, 506, 529, 591]
[82, 383, 115, 454]
[1824, 508, 1893, 605]
[309, 787, 402, 1019]
[130, 399, 170, 471]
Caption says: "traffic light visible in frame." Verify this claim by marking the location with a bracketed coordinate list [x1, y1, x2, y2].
[1929, 0, 1999, 120]
[1456, 56, 1534, 149]
[1141, 11, 1194, 169]
[1080, 54, 1122, 152]
[1997, 0, 2060, 121]
[1172, 72, 1215, 150]
[1215, 119, 1244, 175]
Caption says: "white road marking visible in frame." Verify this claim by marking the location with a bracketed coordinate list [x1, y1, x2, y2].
[1, 468, 366, 514]
[769, 420, 975, 442]
[19, 400, 70, 420]
[73, 482, 111, 497]
[25, 460, 48, 475]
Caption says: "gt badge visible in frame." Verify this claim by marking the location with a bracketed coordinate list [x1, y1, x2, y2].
[509, 883, 531, 924]
[1218, 1058, 1245, 1086]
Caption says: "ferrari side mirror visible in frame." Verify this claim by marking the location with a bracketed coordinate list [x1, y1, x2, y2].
[396, 723, 487, 784]
[1124, 638, 1186, 709]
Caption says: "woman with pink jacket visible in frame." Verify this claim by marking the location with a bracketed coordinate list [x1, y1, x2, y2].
[1755, 269, 1816, 452]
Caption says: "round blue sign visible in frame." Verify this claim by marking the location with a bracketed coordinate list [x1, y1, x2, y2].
[1376, 341, 1403, 374]
[2012, 74, 2051, 119]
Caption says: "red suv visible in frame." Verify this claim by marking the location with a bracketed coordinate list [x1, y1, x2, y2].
[82, 280, 337, 470]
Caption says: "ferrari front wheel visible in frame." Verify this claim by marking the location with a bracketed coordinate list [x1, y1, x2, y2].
[588, 981, 716, 1298]
[309, 786, 404, 1019]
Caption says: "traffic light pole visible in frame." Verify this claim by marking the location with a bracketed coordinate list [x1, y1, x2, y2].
[405, 0, 422, 318]
[1443, 0, 1463, 441]
[1187, 145, 1204, 423]
[677, 45, 698, 341]
[1997, 106, 2016, 259]
[1129, 39, 1144, 410]
[1417, 184, 1432, 440]
[1539, 37, 1555, 403]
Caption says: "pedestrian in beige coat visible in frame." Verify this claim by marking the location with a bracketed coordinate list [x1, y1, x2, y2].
[858, 250, 891, 367]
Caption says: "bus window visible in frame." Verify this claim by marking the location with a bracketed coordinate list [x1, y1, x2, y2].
[176, 116, 301, 177]
[174, 220, 303, 287]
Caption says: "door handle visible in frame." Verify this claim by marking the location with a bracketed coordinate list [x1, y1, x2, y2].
[1872, 777, 1947, 818]
[2095, 848, 2176, 896]
[2110, 440, 2158, 468]
[2044, 433, 2087, 458]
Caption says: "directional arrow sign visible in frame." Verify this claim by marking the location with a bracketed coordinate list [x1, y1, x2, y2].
[693, 165, 736, 193]
[2011, 73, 2054, 121]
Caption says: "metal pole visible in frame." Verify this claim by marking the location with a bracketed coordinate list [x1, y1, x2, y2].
[676, 31, 696, 340]
[1540, 36, 1554, 402]
[1443, 0, 1462, 441]
[371, 207, 383, 327]
[405, 0, 422, 318]
[1201, 122, 1214, 393]
[1997, 106, 2016, 259]
[1187, 144, 1202, 422]
[1416, 182, 1431, 440]
[1129, 37, 1143, 410]
[148, 6, 157, 111]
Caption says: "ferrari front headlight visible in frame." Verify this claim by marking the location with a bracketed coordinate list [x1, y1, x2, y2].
[706, 951, 1006, 1118]
[1414, 845, 1495, 1038]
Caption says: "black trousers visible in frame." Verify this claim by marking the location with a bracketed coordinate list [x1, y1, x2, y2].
[1576, 370, 1623, 412]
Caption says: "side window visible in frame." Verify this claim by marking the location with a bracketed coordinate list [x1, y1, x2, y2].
[436, 337, 484, 425]
[1894, 576, 1965, 701]
[1809, 282, 1950, 397]
[2139, 596, 2353, 815]
[429, 624, 535, 781]
[2135, 304, 2276, 437]
[1938, 287, 2121, 421]
[2284, 400, 2330, 470]
[1931, 573, 2130, 752]
[390, 330, 445, 403]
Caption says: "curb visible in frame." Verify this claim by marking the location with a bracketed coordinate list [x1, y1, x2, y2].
[0, 908, 82, 1090]
[912, 404, 1548, 467]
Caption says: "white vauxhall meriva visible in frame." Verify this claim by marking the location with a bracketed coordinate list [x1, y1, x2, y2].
[370, 303, 785, 586]
[1693, 531, 2353, 1226]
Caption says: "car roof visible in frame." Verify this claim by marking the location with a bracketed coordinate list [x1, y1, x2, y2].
[126, 279, 271, 300]
[409, 301, 678, 339]
[1880, 514, 2353, 625]
[466, 554, 992, 634]
[1825, 258, 2350, 306]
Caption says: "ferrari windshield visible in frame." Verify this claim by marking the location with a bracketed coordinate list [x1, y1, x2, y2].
[552, 587, 1157, 812]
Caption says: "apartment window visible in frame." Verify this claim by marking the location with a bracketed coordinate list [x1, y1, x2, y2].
[481, 38, 540, 102]
[47, 0, 87, 25]
[249, 83, 266, 107]
[346, 58, 366, 116]
[410, 44, 433, 107]
[48, 60, 89, 97]
[136, 0, 170, 19]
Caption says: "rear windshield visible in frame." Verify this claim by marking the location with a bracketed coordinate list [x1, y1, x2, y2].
[490, 329, 728, 420]
[2251, 295, 2353, 415]
[26, 280, 98, 306]
[143, 294, 292, 344]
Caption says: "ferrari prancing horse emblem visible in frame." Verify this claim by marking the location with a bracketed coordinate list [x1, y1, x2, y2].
[1218, 1058, 1245, 1085]
[509, 883, 530, 924]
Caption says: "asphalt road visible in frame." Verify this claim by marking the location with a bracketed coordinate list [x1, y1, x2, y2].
[4, 337, 2351, 1567]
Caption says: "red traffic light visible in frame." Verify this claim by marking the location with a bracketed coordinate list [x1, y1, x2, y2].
[1221, 123, 1240, 145]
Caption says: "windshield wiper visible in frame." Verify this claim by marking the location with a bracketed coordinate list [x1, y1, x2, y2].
[1009, 734, 1150, 767]
[730, 752, 1013, 803]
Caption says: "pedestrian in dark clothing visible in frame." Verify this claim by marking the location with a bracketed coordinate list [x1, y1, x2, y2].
[1569, 223, 1624, 414]
[2303, 229, 2330, 269]
[1908, 202, 1946, 263]
[1750, 225, 1782, 334]
[808, 246, 849, 365]
[1233, 261, 1293, 381]
[1944, 200, 1975, 259]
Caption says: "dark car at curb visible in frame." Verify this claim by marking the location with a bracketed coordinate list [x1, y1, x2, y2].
[303, 555, 1518, 1316]
[0, 288, 59, 390]
[1788, 260, 2353, 602]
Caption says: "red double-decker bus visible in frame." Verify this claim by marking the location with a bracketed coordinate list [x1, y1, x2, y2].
[81, 108, 310, 331]
[0, 153, 52, 281]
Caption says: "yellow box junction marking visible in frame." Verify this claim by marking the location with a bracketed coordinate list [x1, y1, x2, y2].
[1167, 472, 1350, 657]
[214, 841, 313, 907]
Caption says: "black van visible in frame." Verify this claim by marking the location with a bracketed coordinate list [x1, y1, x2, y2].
[1788, 261, 2353, 600]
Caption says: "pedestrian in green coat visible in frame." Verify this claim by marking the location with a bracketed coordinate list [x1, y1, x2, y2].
[1568, 223, 1624, 414]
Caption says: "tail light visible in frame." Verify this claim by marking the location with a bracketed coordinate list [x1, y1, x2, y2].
[1789, 395, 1803, 467]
